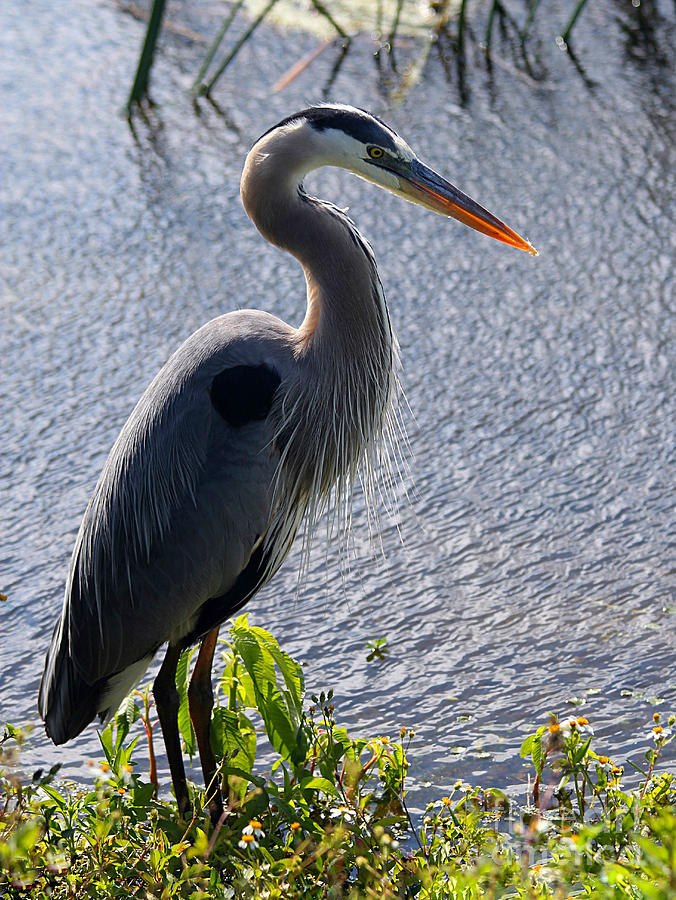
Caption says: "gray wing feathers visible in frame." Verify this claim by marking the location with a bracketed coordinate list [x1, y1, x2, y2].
[40, 312, 293, 736]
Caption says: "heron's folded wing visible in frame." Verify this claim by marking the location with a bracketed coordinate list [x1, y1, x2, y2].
[60, 339, 283, 684]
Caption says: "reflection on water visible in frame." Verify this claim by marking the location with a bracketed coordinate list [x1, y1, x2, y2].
[0, 0, 674, 810]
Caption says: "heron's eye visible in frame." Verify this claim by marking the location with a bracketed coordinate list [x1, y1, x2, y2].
[367, 146, 384, 159]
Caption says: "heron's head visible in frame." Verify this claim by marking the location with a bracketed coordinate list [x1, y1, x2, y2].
[249, 104, 536, 256]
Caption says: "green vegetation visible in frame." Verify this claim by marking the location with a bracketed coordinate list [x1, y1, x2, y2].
[2, 617, 675, 897]
[128, 0, 596, 107]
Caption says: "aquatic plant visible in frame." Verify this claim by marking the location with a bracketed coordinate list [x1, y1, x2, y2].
[126, 0, 598, 108]
[1, 617, 675, 897]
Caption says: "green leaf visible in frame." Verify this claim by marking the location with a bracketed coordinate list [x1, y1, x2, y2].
[256, 681, 302, 762]
[519, 735, 534, 758]
[531, 735, 544, 776]
[98, 724, 114, 763]
[268, 644, 305, 715]
[176, 646, 196, 759]
[41, 784, 68, 810]
[230, 620, 307, 765]
[299, 776, 340, 797]
[133, 781, 156, 806]
[210, 707, 257, 777]
[621, 810, 635, 834]
[114, 694, 137, 754]
[222, 765, 266, 787]
[573, 735, 592, 765]
[232, 625, 277, 689]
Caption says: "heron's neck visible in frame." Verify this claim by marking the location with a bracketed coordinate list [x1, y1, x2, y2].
[242, 169, 389, 354]
[245, 155, 395, 459]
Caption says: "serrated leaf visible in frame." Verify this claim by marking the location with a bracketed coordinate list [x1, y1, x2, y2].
[176, 646, 196, 759]
[268, 644, 304, 714]
[531, 736, 544, 776]
[114, 694, 137, 754]
[232, 626, 276, 689]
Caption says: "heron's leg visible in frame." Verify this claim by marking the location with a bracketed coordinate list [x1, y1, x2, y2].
[188, 626, 223, 825]
[153, 641, 190, 819]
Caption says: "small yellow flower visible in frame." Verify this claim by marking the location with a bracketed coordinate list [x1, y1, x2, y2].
[598, 756, 609, 764]
[380, 736, 390, 745]
[100, 762, 110, 772]
[117, 787, 126, 795]
[249, 819, 262, 829]
[653, 712, 660, 723]
[240, 833, 255, 843]
[548, 722, 560, 734]
[441, 796, 452, 807]
[576, 717, 589, 726]
[653, 725, 664, 735]
[290, 822, 301, 831]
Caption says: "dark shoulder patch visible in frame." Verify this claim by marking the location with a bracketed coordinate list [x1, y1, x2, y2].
[210, 364, 281, 427]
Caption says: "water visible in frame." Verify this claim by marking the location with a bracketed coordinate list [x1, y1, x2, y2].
[1, 0, 674, 812]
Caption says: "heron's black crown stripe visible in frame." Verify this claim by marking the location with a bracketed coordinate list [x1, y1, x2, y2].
[210, 364, 281, 427]
[258, 106, 398, 153]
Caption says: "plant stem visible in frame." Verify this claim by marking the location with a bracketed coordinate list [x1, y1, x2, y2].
[562, 0, 589, 44]
[127, 0, 167, 110]
[457, 0, 468, 50]
[485, 0, 501, 48]
[192, 0, 246, 95]
[522, 0, 543, 39]
[310, 0, 350, 41]
[202, 0, 280, 96]
[387, 0, 405, 68]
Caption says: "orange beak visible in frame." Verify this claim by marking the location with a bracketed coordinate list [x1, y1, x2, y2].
[392, 158, 537, 256]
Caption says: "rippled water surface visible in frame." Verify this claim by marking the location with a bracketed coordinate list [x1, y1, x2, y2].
[1, 0, 674, 809]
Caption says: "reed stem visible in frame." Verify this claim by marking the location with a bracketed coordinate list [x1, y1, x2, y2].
[562, 0, 590, 44]
[127, 0, 168, 110]
[192, 0, 246, 96]
[202, 0, 280, 96]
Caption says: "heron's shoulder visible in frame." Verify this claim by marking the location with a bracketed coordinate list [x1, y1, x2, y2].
[164, 310, 296, 386]
[188, 310, 295, 355]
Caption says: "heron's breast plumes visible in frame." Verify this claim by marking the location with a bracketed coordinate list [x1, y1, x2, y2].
[263, 256, 404, 578]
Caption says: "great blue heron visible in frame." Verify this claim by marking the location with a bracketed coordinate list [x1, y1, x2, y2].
[39, 105, 535, 822]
